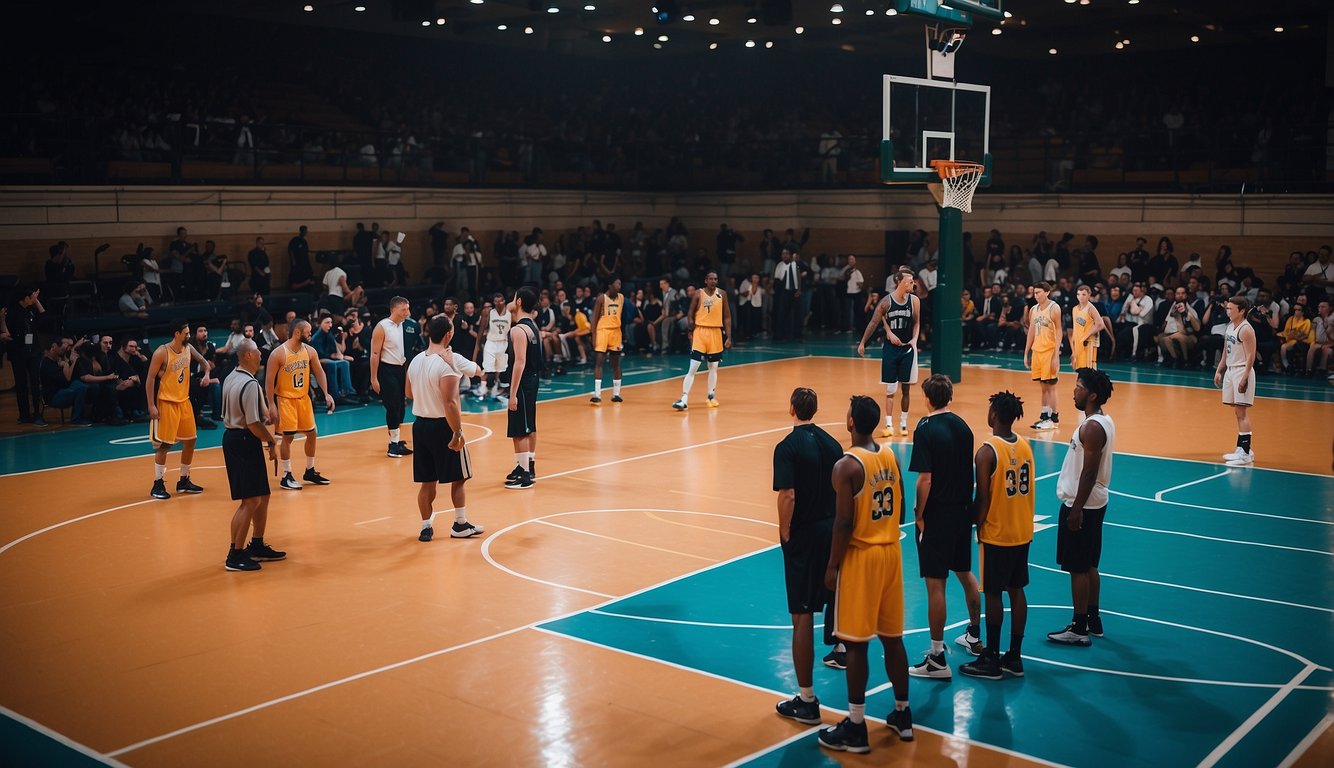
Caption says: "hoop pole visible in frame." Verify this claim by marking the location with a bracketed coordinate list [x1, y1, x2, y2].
[932, 206, 964, 382]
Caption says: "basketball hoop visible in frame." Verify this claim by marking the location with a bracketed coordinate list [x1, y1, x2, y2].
[930, 159, 986, 212]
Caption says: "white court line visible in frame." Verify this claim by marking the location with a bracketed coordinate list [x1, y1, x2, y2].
[1104, 521, 1332, 557]
[1111, 489, 1333, 526]
[1036, 470, 1060, 481]
[1155, 469, 1231, 501]
[0, 499, 157, 557]
[1278, 713, 1334, 768]
[534, 626, 1070, 768]
[1028, 563, 1333, 615]
[535, 519, 717, 562]
[720, 725, 824, 768]
[1197, 664, 1319, 768]
[353, 516, 393, 526]
[0, 704, 131, 767]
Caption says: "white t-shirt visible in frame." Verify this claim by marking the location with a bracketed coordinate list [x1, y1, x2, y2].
[739, 279, 763, 308]
[1304, 261, 1332, 282]
[1122, 295, 1153, 326]
[376, 318, 406, 365]
[407, 351, 460, 418]
[846, 268, 864, 295]
[385, 242, 402, 266]
[1056, 413, 1115, 509]
[523, 242, 547, 264]
[918, 267, 938, 293]
[323, 267, 347, 297]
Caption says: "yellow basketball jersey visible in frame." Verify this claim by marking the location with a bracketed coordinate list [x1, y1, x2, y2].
[275, 344, 311, 398]
[1031, 301, 1059, 351]
[157, 344, 191, 403]
[1073, 304, 1099, 347]
[695, 289, 723, 328]
[598, 293, 623, 331]
[845, 445, 903, 548]
[978, 435, 1036, 546]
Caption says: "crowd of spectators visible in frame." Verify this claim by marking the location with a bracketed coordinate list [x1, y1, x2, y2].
[8, 211, 1331, 428]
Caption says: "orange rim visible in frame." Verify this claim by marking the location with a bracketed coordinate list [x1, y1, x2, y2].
[929, 159, 986, 179]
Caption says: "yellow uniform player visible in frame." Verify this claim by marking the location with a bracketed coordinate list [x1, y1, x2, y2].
[672, 271, 733, 411]
[1024, 282, 1063, 430]
[1070, 286, 1104, 371]
[589, 279, 625, 404]
[266, 319, 334, 490]
[145, 320, 213, 500]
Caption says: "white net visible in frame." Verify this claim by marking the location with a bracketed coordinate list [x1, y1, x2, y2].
[932, 161, 985, 212]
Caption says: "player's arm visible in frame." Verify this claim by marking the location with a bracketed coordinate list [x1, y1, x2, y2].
[144, 346, 164, 419]
[824, 456, 861, 591]
[722, 294, 733, 348]
[307, 343, 334, 412]
[369, 322, 384, 393]
[507, 325, 528, 412]
[908, 294, 921, 347]
[857, 298, 888, 354]
[914, 471, 931, 533]
[264, 345, 282, 424]
[1052, 305, 1063, 362]
[243, 383, 276, 454]
[686, 292, 701, 332]
[1066, 420, 1106, 531]
[186, 343, 215, 384]
[1088, 304, 1105, 340]
[1023, 308, 1036, 364]
[775, 486, 795, 544]
[590, 294, 604, 331]
[973, 444, 996, 528]
[440, 372, 464, 450]
[1238, 324, 1256, 393]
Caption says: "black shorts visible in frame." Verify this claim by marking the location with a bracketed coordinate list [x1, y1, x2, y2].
[506, 384, 538, 438]
[781, 519, 833, 615]
[881, 343, 917, 384]
[412, 418, 472, 484]
[980, 541, 1030, 592]
[223, 429, 270, 501]
[916, 506, 972, 579]
[379, 363, 406, 429]
[1056, 504, 1106, 573]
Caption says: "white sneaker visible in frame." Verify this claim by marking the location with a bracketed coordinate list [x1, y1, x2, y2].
[908, 651, 952, 679]
[1034, 419, 1057, 431]
[1222, 448, 1244, 461]
[954, 632, 983, 656]
[671, 399, 688, 411]
[1225, 451, 1255, 467]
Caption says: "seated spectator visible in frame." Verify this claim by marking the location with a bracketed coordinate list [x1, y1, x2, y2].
[996, 293, 1026, 352]
[1158, 287, 1202, 369]
[1115, 282, 1156, 360]
[1279, 303, 1314, 374]
[215, 319, 247, 373]
[110, 336, 149, 421]
[310, 314, 359, 404]
[119, 281, 151, 318]
[321, 262, 366, 310]
[558, 303, 591, 365]
[189, 324, 221, 428]
[76, 335, 125, 424]
[1306, 299, 1332, 377]
[38, 337, 92, 426]
[240, 292, 273, 329]
[256, 319, 281, 360]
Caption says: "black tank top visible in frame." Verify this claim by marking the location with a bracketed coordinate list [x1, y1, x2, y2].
[507, 317, 542, 389]
[883, 293, 915, 344]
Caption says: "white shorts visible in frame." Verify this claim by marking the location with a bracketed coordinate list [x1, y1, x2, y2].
[483, 340, 509, 374]
[1222, 366, 1254, 407]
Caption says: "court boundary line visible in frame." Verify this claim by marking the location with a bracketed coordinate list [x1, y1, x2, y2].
[1110, 489, 1333, 526]
[1103, 521, 1332, 557]
[1028, 563, 1333, 615]
[535, 519, 718, 562]
[1155, 469, 1231, 500]
[1198, 664, 1319, 768]
[719, 725, 823, 768]
[531, 625, 1070, 768]
[0, 704, 131, 767]
[1279, 714, 1334, 768]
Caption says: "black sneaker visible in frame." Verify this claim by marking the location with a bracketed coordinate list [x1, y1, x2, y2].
[303, 468, 331, 485]
[822, 649, 847, 669]
[1051, 412, 1060, 424]
[246, 540, 287, 561]
[505, 465, 524, 484]
[150, 479, 171, 500]
[1087, 614, 1104, 637]
[590, 395, 602, 404]
[528, 459, 536, 480]
[959, 652, 1003, 680]
[1046, 623, 1091, 646]
[817, 717, 870, 754]
[885, 707, 915, 741]
[225, 549, 261, 572]
[419, 526, 434, 542]
[775, 694, 822, 725]
[387, 442, 404, 458]
[176, 477, 204, 494]
[396, 441, 413, 456]
[504, 469, 534, 490]
[451, 521, 485, 538]
[1000, 650, 1025, 677]
[610, 394, 623, 403]
[279, 472, 302, 491]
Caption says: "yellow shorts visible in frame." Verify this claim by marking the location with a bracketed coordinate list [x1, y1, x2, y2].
[594, 327, 623, 353]
[150, 400, 196, 445]
[277, 395, 316, 434]
[1071, 340, 1098, 371]
[832, 544, 904, 642]
[1031, 347, 1058, 382]
[691, 326, 724, 356]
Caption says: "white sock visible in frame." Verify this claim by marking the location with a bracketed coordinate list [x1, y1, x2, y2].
[895, 699, 908, 711]
[154, 463, 166, 480]
[179, 464, 190, 478]
[885, 415, 893, 428]
[799, 686, 816, 703]
[594, 381, 602, 398]
[454, 506, 467, 524]
[706, 362, 718, 395]
[389, 428, 401, 443]
[835, 643, 846, 652]
[848, 702, 866, 724]
[682, 359, 702, 397]
[421, 519, 432, 530]
[612, 379, 621, 396]
[306, 456, 315, 470]
[931, 639, 944, 655]
[515, 453, 526, 469]
[900, 412, 908, 428]
[525, 451, 535, 467]
[281, 459, 291, 474]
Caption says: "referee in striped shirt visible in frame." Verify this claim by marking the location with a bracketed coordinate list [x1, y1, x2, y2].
[221, 339, 285, 572]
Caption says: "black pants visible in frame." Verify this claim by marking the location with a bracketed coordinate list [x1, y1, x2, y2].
[8, 349, 40, 421]
[380, 363, 406, 429]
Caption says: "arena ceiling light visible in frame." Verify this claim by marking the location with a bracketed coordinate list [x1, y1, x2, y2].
[829, 3, 843, 12]
[546, 3, 559, 13]
[745, 39, 755, 47]
[747, 16, 757, 23]
[795, 25, 804, 33]
[683, 14, 695, 21]
[354, 5, 366, 11]
[658, 33, 669, 41]
[831, 17, 841, 24]
[991, 27, 1001, 34]
[886, 8, 897, 15]
[634, 26, 644, 34]
[1273, 25, 1284, 32]
[1049, 47, 1058, 54]
[497, 23, 507, 29]
[709, 41, 718, 49]
[420, 20, 430, 26]
[865, 9, 874, 15]
[585, 3, 596, 9]
[524, 25, 534, 33]
[601, 34, 611, 41]
[708, 17, 719, 25]
[435, 17, 445, 24]
[302, 4, 314, 11]
[1189, 34, 1200, 42]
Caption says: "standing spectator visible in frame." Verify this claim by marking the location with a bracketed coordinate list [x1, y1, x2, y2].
[169, 227, 201, 299]
[247, 237, 271, 295]
[772, 387, 844, 729]
[522, 228, 547, 287]
[39, 337, 92, 426]
[45, 241, 75, 290]
[716, 224, 743, 278]
[842, 255, 865, 334]
[773, 249, 800, 341]
[288, 225, 314, 292]
[428, 221, 449, 283]
[739, 272, 764, 342]
[353, 222, 375, 283]
[141, 246, 165, 302]
[189, 324, 221, 429]
[1079, 236, 1102, 285]
[6, 284, 46, 426]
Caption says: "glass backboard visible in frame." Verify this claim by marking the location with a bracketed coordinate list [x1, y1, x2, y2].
[881, 75, 991, 185]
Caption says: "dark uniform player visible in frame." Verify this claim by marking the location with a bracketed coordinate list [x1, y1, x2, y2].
[960, 391, 1035, 680]
[856, 269, 919, 438]
[772, 387, 844, 727]
[504, 288, 542, 490]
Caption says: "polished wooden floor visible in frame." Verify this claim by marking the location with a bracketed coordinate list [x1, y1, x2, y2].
[1, 356, 1330, 767]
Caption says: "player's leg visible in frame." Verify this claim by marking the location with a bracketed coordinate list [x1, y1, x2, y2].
[278, 430, 302, 490]
[818, 638, 871, 753]
[417, 480, 438, 539]
[790, 612, 815, 690]
[705, 352, 719, 406]
[881, 382, 898, 439]
[898, 379, 911, 434]
[230, 497, 258, 551]
[152, 441, 172, 498]
[591, 349, 604, 402]
[1232, 403, 1254, 462]
[910, 576, 951, 679]
[880, 635, 913, 740]
[673, 351, 703, 409]
[953, 567, 982, 647]
[610, 351, 623, 402]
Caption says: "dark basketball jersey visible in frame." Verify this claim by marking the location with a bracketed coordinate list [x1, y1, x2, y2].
[883, 293, 915, 345]
[507, 317, 542, 389]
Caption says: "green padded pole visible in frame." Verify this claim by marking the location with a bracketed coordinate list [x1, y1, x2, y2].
[933, 205, 963, 382]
